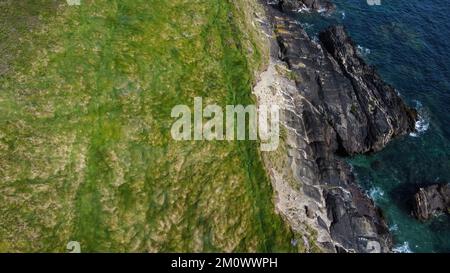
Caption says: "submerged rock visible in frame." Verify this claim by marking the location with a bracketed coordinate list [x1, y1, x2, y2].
[413, 184, 450, 221]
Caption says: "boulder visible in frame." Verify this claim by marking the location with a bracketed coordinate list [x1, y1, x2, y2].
[413, 184, 450, 221]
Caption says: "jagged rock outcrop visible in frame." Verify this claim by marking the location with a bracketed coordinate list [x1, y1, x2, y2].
[258, 1, 417, 252]
[318, 26, 417, 153]
[273, 0, 336, 13]
[413, 184, 450, 221]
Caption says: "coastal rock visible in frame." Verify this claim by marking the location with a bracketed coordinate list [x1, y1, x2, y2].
[259, 3, 417, 253]
[273, 0, 336, 13]
[413, 184, 450, 221]
[319, 26, 417, 153]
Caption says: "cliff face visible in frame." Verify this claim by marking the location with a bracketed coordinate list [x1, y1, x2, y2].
[257, 1, 417, 252]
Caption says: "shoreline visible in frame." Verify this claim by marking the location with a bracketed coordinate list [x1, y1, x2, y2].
[253, 0, 417, 253]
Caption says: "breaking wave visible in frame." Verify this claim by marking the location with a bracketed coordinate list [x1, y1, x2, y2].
[389, 224, 399, 232]
[393, 241, 414, 253]
[410, 100, 430, 137]
[356, 45, 371, 57]
[369, 187, 385, 201]
[295, 5, 311, 13]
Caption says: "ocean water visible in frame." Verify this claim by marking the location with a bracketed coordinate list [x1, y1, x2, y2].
[296, 0, 450, 252]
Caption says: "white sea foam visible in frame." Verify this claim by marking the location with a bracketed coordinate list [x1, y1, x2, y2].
[389, 224, 399, 232]
[295, 4, 329, 15]
[311, 35, 320, 45]
[300, 22, 314, 31]
[341, 11, 346, 20]
[393, 241, 414, 253]
[296, 5, 311, 13]
[369, 187, 385, 201]
[411, 116, 430, 137]
[410, 100, 430, 137]
[356, 45, 371, 57]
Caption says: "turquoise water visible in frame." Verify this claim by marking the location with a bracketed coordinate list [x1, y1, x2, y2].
[297, 0, 450, 252]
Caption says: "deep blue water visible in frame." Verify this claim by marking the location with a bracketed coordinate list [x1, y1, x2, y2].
[297, 0, 450, 252]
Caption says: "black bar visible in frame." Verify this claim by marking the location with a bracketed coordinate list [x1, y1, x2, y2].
[0, 253, 448, 272]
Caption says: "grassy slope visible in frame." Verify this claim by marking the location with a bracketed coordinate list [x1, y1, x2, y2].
[0, 0, 295, 252]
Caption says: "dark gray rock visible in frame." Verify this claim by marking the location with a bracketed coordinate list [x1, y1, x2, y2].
[263, 4, 417, 252]
[319, 26, 417, 154]
[272, 0, 336, 13]
[413, 184, 450, 221]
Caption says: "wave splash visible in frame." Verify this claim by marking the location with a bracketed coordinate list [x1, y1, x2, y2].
[369, 187, 385, 202]
[389, 224, 399, 232]
[393, 241, 414, 253]
[356, 45, 371, 57]
[410, 100, 430, 137]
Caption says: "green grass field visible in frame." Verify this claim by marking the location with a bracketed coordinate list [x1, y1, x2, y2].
[0, 0, 296, 252]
